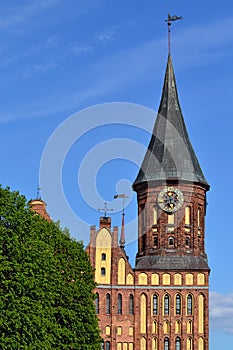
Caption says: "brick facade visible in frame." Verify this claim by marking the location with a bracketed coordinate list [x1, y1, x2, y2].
[86, 55, 210, 350]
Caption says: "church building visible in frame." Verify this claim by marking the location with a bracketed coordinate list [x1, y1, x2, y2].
[86, 52, 210, 350]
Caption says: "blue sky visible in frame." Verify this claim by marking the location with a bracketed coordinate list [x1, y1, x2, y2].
[0, 1, 233, 348]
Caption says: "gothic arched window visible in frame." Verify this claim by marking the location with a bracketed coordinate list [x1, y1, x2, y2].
[187, 294, 193, 315]
[153, 294, 158, 315]
[168, 237, 174, 247]
[176, 294, 181, 315]
[164, 337, 169, 350]
[175, 337, 181, 350]
[118, 293, 122, 314]
[101, 253, 106, 260]
[106, 293, 111, 314]
[101, 267, 106, 276]
[95, 293, 99, 314]
[129, 294, 134, 314]
[164, 294, 170, 315]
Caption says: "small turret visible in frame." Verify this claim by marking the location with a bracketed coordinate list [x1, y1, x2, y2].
[29, 198, 51, 221]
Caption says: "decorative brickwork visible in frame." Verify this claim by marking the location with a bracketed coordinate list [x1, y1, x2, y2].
[86, 55, 210, 350]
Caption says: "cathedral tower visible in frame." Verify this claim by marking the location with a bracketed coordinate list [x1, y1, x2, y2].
[132, 54, 210, 350]
[87, 53, 210, 350]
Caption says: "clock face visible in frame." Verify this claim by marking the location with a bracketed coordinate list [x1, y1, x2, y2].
[157, 187, 183, 213]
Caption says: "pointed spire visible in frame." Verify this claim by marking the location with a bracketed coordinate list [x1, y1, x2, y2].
[133, 55, 209, 188]
[119, 212, 125, 249]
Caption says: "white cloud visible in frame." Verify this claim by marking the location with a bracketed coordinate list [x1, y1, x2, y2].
[0, 0, 62, 28]
[210, 291, 233, 334]
[97, 31, 115, 43]
[72, 45, 94, 55]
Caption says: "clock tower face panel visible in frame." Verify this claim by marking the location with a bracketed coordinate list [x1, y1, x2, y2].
[157, 187, 184, 213]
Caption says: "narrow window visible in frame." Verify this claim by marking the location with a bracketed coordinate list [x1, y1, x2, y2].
[164, 294, 170, 315]
[106, 293, 111, 314]
[168, 237, 174, 247]
[101, 340, 104, 350]
[185, 237, 190, 247]
[198, 208, 201, 227]
[101, 253, 106, 260]
[142, 234, 146, 251]
[175, 337, 181, 350]
[168, 213, 174, 224]
[141, 204, 145, 234]
[153, 236, 158, 247]
[187, 294, 193, 315]
[185, 206, 191, 225]
[95, 293, 99, 314]
[187, 320, 192, 334]
[118, 293, 122, 314]
[153, 207, 157, 225]
[129, 294, 134, 315]
[187, 337, 192, 350]
[153, 294, 158, 315]
[176, 294, 181, 315]
[106, 341, 110, 350]
[101, 267, 106, 276]
[164, 337, 169, 350]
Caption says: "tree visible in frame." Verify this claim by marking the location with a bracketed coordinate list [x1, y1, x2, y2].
[0, 186, 101, 350]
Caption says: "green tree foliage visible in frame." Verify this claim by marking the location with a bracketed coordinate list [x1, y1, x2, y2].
[0, 186, 101, 350]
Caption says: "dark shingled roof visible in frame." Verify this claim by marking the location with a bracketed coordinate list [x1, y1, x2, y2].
[133, 55, 209, 188]
[135, 255, 210, 271]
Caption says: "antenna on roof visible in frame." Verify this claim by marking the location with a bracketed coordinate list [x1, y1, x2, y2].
[165, 14, 182, 56]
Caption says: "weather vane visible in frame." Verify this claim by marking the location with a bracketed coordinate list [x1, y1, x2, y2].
[98, 202, 113, 217]
[165, 13, 182, 56]
[114, 193, 129, 248]
[114, 193, 128, 215]
[36, 185, 42, 199]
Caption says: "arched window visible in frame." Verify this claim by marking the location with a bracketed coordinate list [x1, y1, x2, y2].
[164, 294, 170, 315]
[164, 320, 169, 333]
[129, 294, 134, 314]
[95, 293, 99, 314]
[168, 237, 174, 247]
[118, 293, 122, 314]
[152, 338, 158, 350]
[101, 267, 106, 276]
[106, 293, 111, 314]
[187, 294, 193, 315]
[164, 337, 169, 350]
[185, 206, 191, 225]
[153, 294, 158, 315]
[101, 253, 106, 260]
[140, 294, 147, 334]
[140, 337, 146, 350]
[101, 340, 104, 350]
[185, 237, 190, 247]
[187, 337, 192, 350]
[153, 235, 158, 247]
[106, 341, 110, 350]
[175, 337, 181, 350]
[187, 320, 192, 334]
[152, 321, 158, 333]
[176, 294, 181, 315]
[175, 320, 181, 334]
